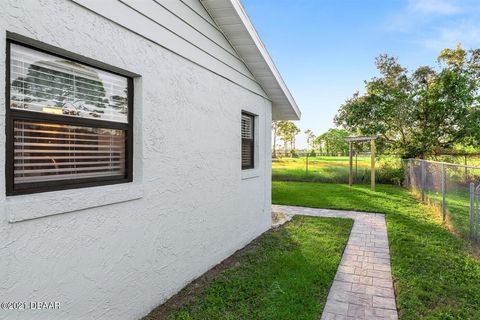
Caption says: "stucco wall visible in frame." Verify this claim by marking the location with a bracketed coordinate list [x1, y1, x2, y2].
[0, 1, 272, 319]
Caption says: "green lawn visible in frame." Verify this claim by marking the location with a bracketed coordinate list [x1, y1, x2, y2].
[424, 189, 472, 240]
[143, 216, 352, 320]
[273, 181, 480, 320]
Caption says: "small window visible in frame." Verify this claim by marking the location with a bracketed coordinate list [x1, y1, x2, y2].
[6, 41, 133, 195]
[241, 112, 254, 170]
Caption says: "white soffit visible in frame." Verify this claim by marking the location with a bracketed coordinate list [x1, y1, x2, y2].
[200, 0, 301, 120]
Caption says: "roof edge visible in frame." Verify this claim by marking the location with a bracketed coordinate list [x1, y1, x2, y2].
[230, 0, 301, 120]
[201, 0, 301, 120]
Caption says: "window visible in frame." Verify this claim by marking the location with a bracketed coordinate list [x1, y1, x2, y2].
[6, 41, 133, 195]
[241, 112, 254, 170]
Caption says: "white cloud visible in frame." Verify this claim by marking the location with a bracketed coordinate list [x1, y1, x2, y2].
[420, 20, 480, 50]
[408, 0, 462, 15]
[384, 0, 480, 50]
[385, 0, 479, 32]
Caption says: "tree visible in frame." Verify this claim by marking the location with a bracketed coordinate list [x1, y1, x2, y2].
[316, 129, 350, 155]
[272, 121, 280, 158]
[277, 121, 300, 155]
[276, 121, 290, 154]
[334, 45, 480, 158]
[334, 54, 413, 155]
[289, 123, 301, 151]
[304, 129, 316, 151]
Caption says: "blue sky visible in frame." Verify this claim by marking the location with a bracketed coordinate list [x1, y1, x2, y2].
[242, 0, 480, 149]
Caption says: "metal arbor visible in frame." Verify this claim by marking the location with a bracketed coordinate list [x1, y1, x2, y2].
[345, 136, 378, 191]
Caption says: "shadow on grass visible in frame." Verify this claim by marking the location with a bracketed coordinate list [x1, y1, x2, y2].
[272, 181, 480, 319]
[143, 216, 352, 320]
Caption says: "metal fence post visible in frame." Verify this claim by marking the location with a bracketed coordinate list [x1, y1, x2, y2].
[404, 159, 408, 187]
[348, 142, 353, 186]
[476, 186, 479, 242]
[421, 160, 426, 202]
[470, 183, 475, 240]
[306, 153, 309, 178]
[441, 163, 446, 222]
[409, 159, 414, 190]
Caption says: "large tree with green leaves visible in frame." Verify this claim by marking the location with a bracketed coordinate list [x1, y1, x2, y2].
[316, 128, 350, 155]
[334, 45, 480, 158]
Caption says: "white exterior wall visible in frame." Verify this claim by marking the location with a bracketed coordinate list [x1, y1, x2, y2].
[0, 1, 273, 319]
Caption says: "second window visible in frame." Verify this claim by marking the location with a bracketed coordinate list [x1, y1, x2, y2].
[241, 112, 255, 170]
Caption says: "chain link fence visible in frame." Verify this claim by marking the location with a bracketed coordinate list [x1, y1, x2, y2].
[405, 159, 480, 241]
[272, 153, 404, 185]
[272, 153, 371, 184]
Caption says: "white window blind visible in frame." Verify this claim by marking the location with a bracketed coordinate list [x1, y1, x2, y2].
[241, 113, 254, 169]
[10, 43, 128, 123]
[241, 114, 253, 139]
[14, 121, 126, 184]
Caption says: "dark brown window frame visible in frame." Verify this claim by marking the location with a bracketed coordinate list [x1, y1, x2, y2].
[5, 39, 134, 196]
[241, 111, 255, 170]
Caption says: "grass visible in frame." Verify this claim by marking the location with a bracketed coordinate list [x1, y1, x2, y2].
[424, 189, 472, 240]
[143, 216, 353, 320]
[408, 160, 480, 240]
[273, 181, 480, 319]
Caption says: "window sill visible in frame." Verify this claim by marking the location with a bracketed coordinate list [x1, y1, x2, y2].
[241, 168, 260, 180]
[6, 182, 143, 223]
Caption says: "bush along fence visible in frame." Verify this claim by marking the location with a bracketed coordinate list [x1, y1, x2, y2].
[405, 159, 480, 242]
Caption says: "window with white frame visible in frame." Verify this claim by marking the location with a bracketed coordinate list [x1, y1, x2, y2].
[6, 41, 133, 195]
[241, 112, 255, 170]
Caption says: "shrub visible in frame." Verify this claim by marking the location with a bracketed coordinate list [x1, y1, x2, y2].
[376, 158, 406, 185]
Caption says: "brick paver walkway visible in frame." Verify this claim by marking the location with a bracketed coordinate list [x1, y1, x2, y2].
[272, 205, 398, 320]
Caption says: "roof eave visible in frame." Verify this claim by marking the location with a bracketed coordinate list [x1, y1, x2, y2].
[201, 0, 301, 120]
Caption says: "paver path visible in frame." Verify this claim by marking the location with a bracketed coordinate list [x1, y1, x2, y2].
[272, 205, 398, 320]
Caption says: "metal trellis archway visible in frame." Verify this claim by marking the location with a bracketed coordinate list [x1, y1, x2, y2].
[345, 136, 378, 191]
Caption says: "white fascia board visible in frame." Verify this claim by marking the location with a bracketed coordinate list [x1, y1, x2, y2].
[202, 0, 301, 120]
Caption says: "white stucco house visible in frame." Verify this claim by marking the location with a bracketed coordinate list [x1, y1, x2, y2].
[0, 0, 300, 319]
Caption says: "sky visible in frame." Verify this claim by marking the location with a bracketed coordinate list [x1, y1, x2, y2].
[242, 0, 480, 149]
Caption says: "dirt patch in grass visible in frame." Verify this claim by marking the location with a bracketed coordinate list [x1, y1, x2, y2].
[272, 211, 291, 227]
